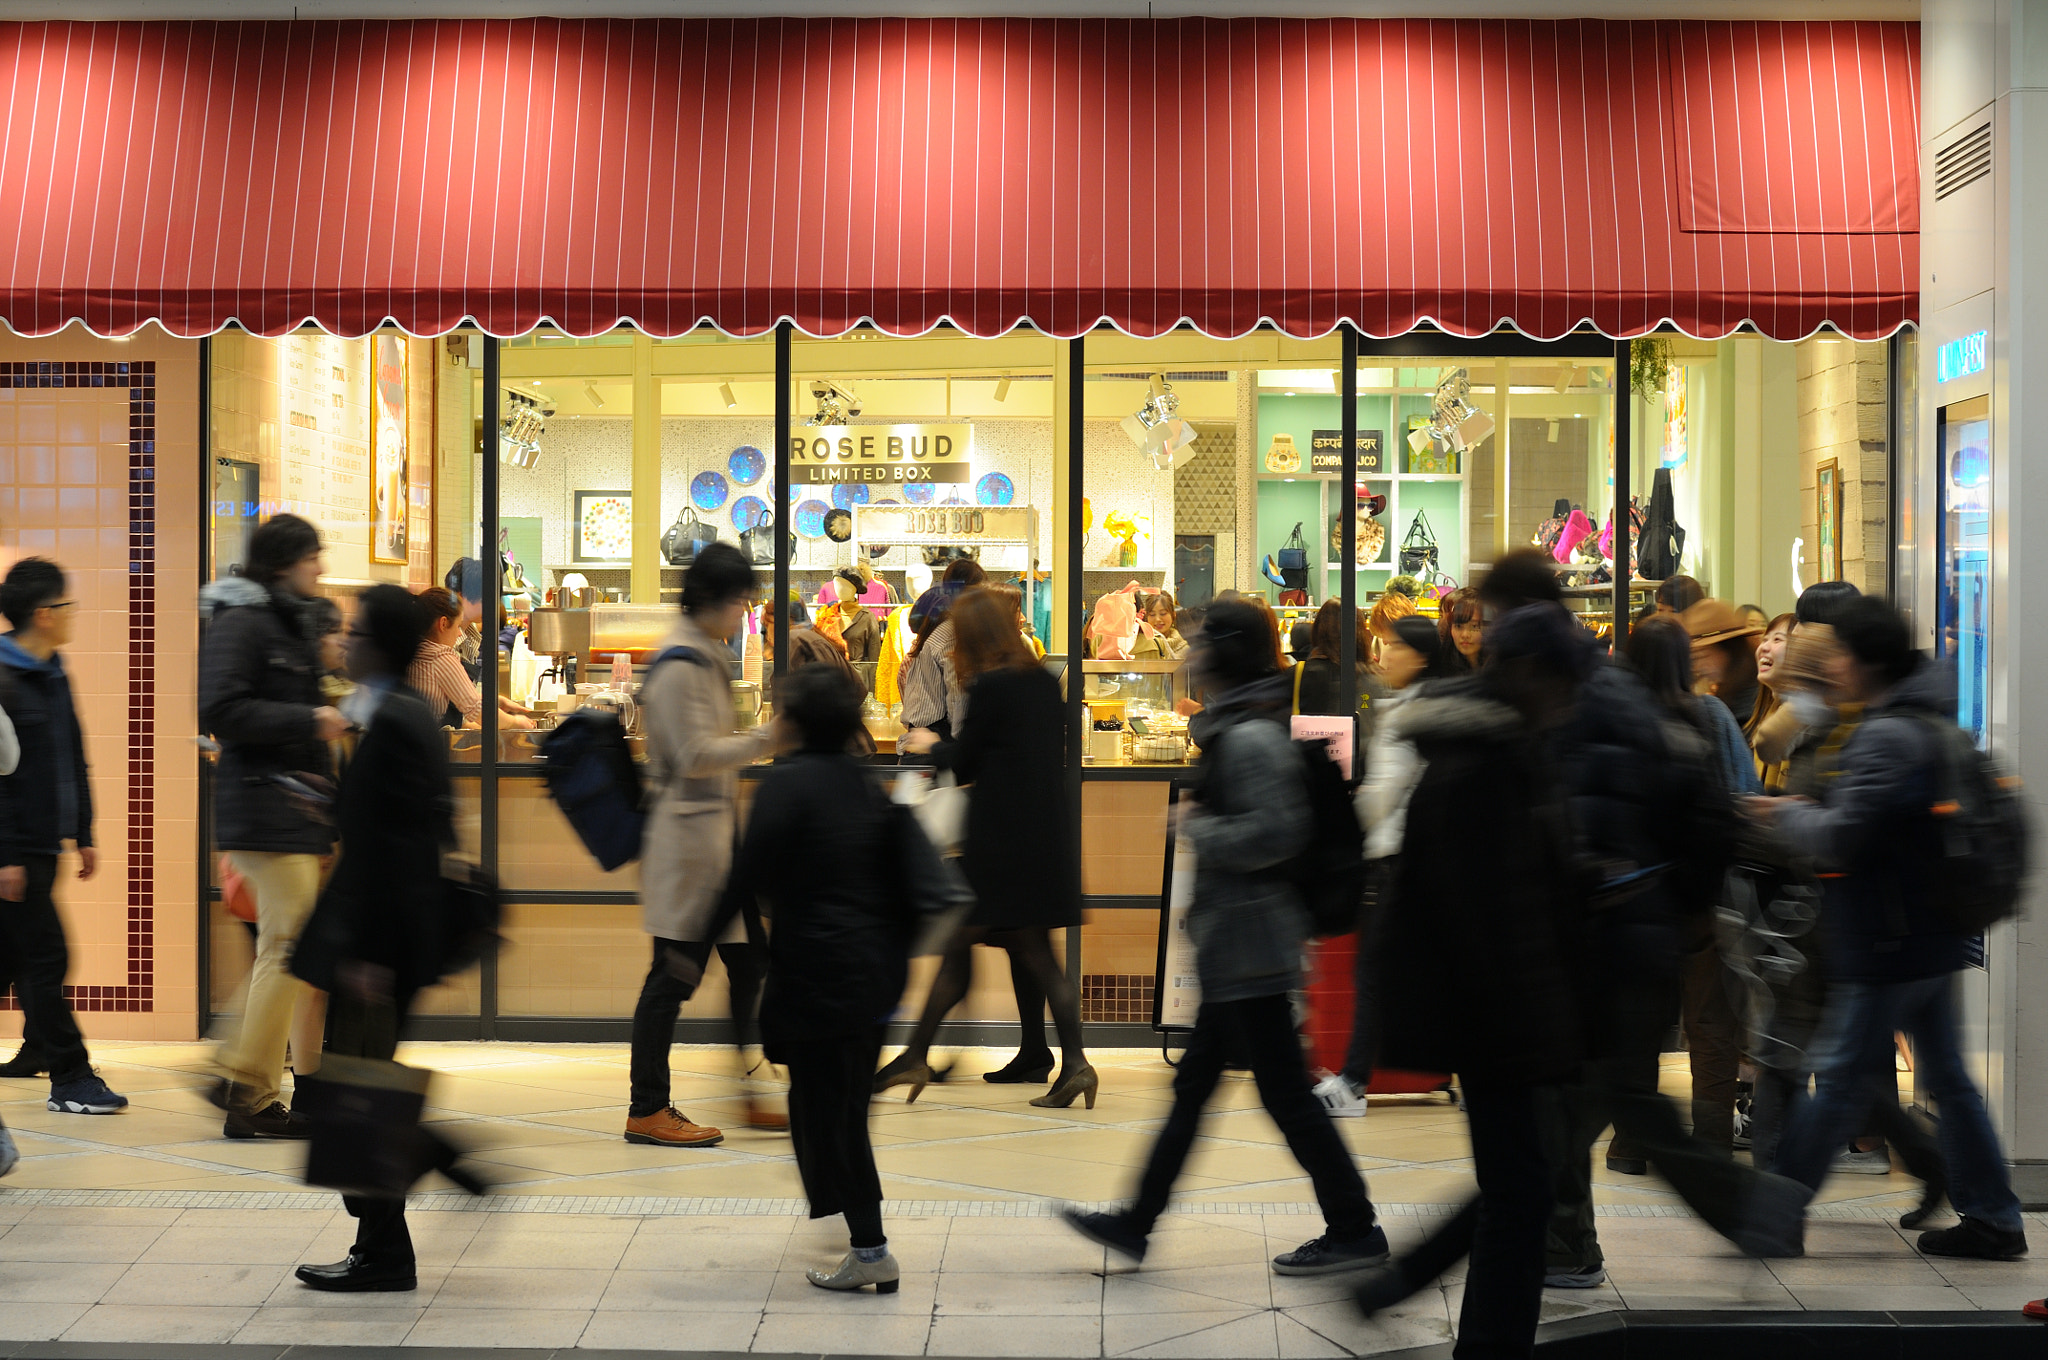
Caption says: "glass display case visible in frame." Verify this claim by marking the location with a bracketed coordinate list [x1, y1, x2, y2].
[1082, 658, 1192, 765]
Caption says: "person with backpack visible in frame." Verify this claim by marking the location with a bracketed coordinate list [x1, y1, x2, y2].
[628, 543, 781, 1148]
[1060, 598, 1388, 1278]
[1752, 596, 2028, 1261]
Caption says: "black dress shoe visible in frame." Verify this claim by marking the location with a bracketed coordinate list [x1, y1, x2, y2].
[295, 1253, 418, 1292]
[224, 1102, 312, 1140]
[0, 1046, 47, 1079]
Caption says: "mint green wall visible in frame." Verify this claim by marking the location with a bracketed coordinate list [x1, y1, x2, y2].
[1396, 479, 1465, 586]
[1254, 478, 1320, 600]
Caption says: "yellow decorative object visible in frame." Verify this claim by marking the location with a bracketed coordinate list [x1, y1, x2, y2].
[1082, 497, 1094, 535]
[1265, 433, 1300, 474]
[1102, 510, 1140, 568]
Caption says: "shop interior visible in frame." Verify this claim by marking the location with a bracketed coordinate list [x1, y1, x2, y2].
[202, 324, 1895, 1043]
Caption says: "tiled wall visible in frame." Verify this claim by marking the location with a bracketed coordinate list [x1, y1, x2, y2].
[0, 326, 201, 1042]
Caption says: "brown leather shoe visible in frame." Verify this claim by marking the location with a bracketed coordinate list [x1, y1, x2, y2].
[744, 1098, 790, 1132]
[624, 1107, 724, 1147]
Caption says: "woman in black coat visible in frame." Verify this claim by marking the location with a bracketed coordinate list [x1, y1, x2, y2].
[882, 586, 1093, 1109]
[707, 665, 905, 1295]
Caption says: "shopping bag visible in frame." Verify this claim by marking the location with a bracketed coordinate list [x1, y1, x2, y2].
[294, 1054, 435, 1200]
[884, 798, 973, 956]
[894, 767, 968, 857]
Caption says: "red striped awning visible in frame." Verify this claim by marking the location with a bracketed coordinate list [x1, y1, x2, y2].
[0, 17, 1917, 342]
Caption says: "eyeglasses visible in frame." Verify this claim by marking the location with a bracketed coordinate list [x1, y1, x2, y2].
[40, 601, 75, 613]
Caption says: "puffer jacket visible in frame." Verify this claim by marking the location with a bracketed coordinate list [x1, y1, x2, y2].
[1775, 662, 1970, 983]
[0, 635, 91, 865]
[1183, 675, 1311, 1005]
[198, 577, 336, 854]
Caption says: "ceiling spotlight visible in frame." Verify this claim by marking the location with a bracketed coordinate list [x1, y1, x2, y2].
[719, 381, 738, 409]
[500, 388, 553, 469]
[994, 374, 1012, 403]
[583, 382, 604, 410]
[1121, 374, 1200, 471]
[1417, 367, 1495, 454]
[1555, 365, 1585, 394]
[1547, 420, 1560, 443]
[808, 378, 861, 426]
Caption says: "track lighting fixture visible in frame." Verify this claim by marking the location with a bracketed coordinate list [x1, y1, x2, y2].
[720, 381, 738, 409]
[583, 382, 604, 409]
[1121, 373, 1199, 471]
[500, 388, 553, 469]
[994, 374, 1012, 402]
[808, 378, 861, 426]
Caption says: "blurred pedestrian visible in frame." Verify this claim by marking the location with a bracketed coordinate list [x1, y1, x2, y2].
[409, 587, 535, 728]
[703, 665, 907, 1294]
[1062, 598, 1388, 1277]
[199, 515, 346, 1138]
[0, 558, 121, 1115]
[289, 584, 454, 1293]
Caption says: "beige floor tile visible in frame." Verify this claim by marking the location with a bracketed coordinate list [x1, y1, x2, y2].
[928, 1313, 1100, 1358]
[619, 1230, 791, 1272]
[453, 1227, 634, 1270]
[1611, 1279, 1800, 1311]
[1765, 1255, 1950, 1287]
[63, 1303, 257, 1343]
[1115, 1262, 1273, 1311]
[1119, 1309, 1279, 1359]
[137, 1224, 325, 1264]
[472, 1138, 716, 1176]
[598, 1267, 778, 1310]
[106, 1260, 294, 1307]
[1786, 1282, 1970, 1310]
[1604, 1256, 1779, 1288]
[532, 1159, 808, 1199]
[0, 1260, 130, 1306]
[1277, 1295, 1455, 1355]
[0, 1151, 216, 1190]
[1274, 1311, 1351, 1358]
[0, 1225, 164, 1262]
[753, 1309, 933, 1355]
[0, 1301, 91, 1340]
[432, 1265, 616, 1309]
[635, 1213, 799, 1238]
[234, 1307, 427, 1345]
[151, 1137, 311, 1171]
[941, 1228, 1105, 1274]
[936, 1269, 1104, 1316]
[579, 1307, 764, 1351]
[403, 1306, 594, 1348]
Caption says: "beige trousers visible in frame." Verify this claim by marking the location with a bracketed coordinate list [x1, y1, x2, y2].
[219, 851, 325, 1110]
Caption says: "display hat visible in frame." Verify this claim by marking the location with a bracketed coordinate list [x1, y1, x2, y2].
[1680, 598, 1763, 649]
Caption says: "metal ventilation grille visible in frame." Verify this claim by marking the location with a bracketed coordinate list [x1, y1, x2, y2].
[1936, 123, 1992, 201]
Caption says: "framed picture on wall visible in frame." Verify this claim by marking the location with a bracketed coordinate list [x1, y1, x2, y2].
[369, 333, 409, 564]
[1817, 458, 1842, 583]
[574, 490, 634, 563]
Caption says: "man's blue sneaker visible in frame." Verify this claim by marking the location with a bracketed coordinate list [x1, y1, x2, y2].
[48, 1073, 127, 1114]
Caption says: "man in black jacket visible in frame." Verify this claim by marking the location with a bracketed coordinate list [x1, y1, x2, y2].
[0, 558, 125, 1114]
[199, 514, 347, 1139]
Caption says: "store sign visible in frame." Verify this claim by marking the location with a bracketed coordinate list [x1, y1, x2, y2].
[1938, 331, 1988, 384]
[856, 504, 1032, 544]
[790, 423, 972, 482]
[1310, 429, 1383, 474]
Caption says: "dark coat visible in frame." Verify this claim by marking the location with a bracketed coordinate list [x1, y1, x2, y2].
[1776, 663, 1970, 983]
[1377, 682, 1582, 1084]
[712, 748, 905, 1052]
[835, 606, 881, 665]
[199, 578, 336, 854]
[291, 683, 454, 997]
[930, 665, 1079, 930]
[0, 637, 91, 865]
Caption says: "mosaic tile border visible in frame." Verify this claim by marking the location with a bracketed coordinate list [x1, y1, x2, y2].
[0, 360, 154, 1013]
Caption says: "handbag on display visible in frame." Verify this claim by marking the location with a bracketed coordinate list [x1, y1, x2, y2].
[1638, 468, 1686, 580]
[1398, 509, 1440, 576]
[662, 514, 720, 566]
[1276, 523, 1310, 591]
[740, 524, 793, 566]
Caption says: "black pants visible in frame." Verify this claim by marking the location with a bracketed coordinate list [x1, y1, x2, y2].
[328, 988, 415, 1272]
[783, 1027, 886, 1245]
[1680, 936, 1742, 1150]
[1749, 1063, 1945, 1187]
[1133, 993, 1374, 1240]
[0, 856, 88, 1081]
[1455, 1079, 1551, 1360]
[1340, 858, 1396, 1087]
[629, 933, 766, 1117]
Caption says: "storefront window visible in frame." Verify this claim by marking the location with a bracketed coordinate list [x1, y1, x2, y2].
[1938, 393, 1991, 745]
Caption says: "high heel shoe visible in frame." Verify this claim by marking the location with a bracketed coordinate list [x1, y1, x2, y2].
[1029, 1065, 1098, 1109]
[984, 1052, 1056, 1085]
[873, 1053, 932, 1103]
[806, 1249, 900, 1294]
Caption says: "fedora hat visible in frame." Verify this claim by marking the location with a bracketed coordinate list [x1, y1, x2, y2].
[1680, 598, 1763, 648]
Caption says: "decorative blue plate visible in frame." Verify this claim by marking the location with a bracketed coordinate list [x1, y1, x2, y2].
[975, 472, 1015, 506]
[904, 482, 936, 505]
[690, 471, 730, 512]
[830, 483, 872, 511]
[731, 495, 769, 532]
[794, 499, 831, 539]
[728, 445, 766, 486]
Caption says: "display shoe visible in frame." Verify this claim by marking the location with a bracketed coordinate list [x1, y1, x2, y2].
[1919, 1217, 2029, 1261]
[1058, 1206, 1148, 1264]
[806, 1249, 901, 1294]
[224, 1101, 312, 1140]
[0, 1045, 47, 1079]
[983, 1051, 1055, 1084]
[623, 1106, 724, 1147]
[1028, 1065, 1098, 1110]
[873, 1053, 932, 1103]
[294, 1253, 418, 1293]
[743, 1097, 790, 1132]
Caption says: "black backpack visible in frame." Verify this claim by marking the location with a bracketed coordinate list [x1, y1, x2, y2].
[539, 646, 706, 871]
[1288, 737, 1367, 938]
[1914, 715, 2031, 935]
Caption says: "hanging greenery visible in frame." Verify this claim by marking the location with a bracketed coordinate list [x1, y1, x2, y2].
[1630, 337, 1673, 398]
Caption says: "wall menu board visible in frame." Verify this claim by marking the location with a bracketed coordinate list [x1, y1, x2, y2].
[279, 334, 372, 547]
[855, 504, 1034, 545]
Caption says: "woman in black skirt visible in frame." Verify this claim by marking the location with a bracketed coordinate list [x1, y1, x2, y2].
[705, 665, 907, 1294]
[885, 585, 1094, 1109]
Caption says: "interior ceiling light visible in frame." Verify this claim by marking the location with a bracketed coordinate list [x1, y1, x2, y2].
[1555, 365, 1585, 394]
[500, 388, 552, 470]
[583, 382, 605, 410]
[994, 374, 1012, 402]
[808, 378, 861, 426]
[1121, 374, 1200, 471]
[1406, 367, 1496, 458]
[719, 381, 738, 409]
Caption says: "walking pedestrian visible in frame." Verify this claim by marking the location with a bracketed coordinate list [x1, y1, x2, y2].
[699, 665, 908, 1293]
[1754, 597, 2027, 1261]
[290, 584, 455, 1293]
[629, 543, 781, 1146]
[198, 514, 348, 1138]
[1061, 598, 1388, 1277]
[0, 557, 125, 1114]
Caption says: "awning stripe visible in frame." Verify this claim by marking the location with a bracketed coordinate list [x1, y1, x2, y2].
[0, 17, 1917, 341]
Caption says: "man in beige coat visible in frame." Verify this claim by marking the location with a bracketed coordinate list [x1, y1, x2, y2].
[627, 544, 780, 1147]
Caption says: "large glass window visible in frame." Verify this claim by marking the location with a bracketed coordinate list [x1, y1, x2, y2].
[1938, 393, 1991, 745]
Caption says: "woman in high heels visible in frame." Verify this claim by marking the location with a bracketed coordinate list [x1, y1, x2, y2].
[888, 586, 1095, 1110]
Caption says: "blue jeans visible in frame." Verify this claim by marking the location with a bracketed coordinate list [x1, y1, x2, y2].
[1776, 972, 2020, 1234]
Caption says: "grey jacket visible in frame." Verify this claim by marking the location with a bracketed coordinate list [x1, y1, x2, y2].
[1183, 678, 1310, 1004]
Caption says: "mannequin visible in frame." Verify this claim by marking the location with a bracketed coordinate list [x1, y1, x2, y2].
[830, 569, 882, 664]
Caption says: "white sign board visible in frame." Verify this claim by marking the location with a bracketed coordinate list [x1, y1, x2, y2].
[1156, 835, 1202, 1030]
[856, 504, 1034, 546]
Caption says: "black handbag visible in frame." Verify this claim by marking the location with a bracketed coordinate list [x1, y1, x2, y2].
[1276, 523, 1310, 591]
[741, 524, 793, 565]
[1399, 509, 1440, 576]
[661, 515, 719, 566]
